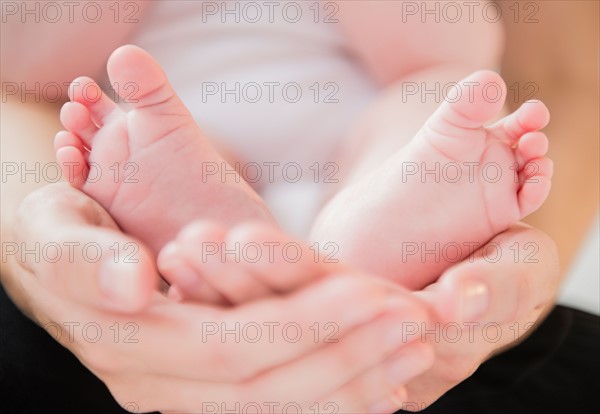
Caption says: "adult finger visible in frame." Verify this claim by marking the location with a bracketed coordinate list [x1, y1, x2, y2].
[321, 341, 435, 414]
[90, 274, 423, 381]
[418, 223, 559, 325]
[11, 183, 158, 312]
[113, 301, 432, 413]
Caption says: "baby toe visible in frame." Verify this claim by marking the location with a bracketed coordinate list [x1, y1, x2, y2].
[69, 76, 121, 125]
[55, 144, 88, 188]
[518, 157, 553, 217]
[60, 101, 98, 147]
[516, 131, 549, 166]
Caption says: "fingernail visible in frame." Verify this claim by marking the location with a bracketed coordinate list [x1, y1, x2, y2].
[460, 281, 489, 321]
[368, 397, 400, 414]
[367, 387, 409, 413]
[99, 259, 138, 304]
[158, 242, 178, 265]
[159, 244, 201, 288]
[167, 285, 183, 302]
[392, 387, 409, 406]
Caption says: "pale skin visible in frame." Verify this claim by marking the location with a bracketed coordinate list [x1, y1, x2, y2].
[1, 0, 596, 412]
[55, 44, 552, 296]
[152, 0, 598, 298]
[2, 99, 436, 411]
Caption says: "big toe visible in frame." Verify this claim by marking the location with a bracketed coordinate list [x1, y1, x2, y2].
[422, 70, 507, 159]
[434, 70, 507, 130]
[106, 44, 178, 109]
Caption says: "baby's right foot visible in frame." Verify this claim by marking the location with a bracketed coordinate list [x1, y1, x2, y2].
[55, 45, 273, 254]
[310, 70, 552, 290]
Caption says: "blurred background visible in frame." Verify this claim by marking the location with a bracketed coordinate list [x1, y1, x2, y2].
[498, 1, 599, 315]
[560, 219, 599, 314]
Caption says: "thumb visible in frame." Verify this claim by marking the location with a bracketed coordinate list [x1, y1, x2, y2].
[12, 183, 158, 312]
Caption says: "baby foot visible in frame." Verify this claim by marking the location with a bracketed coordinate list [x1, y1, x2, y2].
[55, 45, 273, 254]
[311, 70, 553, 290]
[158, 220, 343, 305]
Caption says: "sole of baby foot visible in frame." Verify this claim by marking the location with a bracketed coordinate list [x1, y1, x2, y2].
[55, 45, 274, 254]
[311, 70, 552, 290]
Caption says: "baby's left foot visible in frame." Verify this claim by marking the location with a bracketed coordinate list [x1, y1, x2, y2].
[311, 70, 553, 290]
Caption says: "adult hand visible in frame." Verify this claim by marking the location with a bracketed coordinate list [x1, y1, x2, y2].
[403, 223, 559, 410]
[3, 183, 435, 413]
[153, 216, 559, 412]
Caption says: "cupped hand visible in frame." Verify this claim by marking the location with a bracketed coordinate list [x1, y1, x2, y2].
[3, 183, 435, 413]
[155, 217, 560, 412]
[402, 223, 560, 410]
